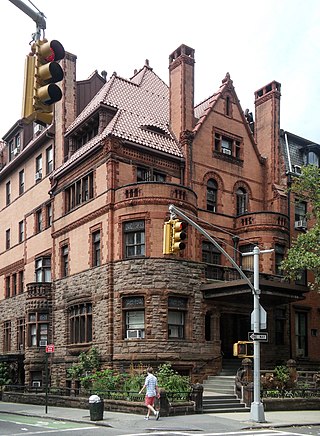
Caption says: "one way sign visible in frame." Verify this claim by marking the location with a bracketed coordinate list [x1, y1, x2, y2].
[248, 332, 268, 342]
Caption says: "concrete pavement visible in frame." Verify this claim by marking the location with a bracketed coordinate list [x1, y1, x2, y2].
[0, 401, 319, 433]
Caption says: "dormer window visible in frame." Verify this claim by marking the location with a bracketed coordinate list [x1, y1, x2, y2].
[306, 151, 319, 166]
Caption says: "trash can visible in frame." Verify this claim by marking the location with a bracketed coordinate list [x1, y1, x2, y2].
[89, 394, 104, 421]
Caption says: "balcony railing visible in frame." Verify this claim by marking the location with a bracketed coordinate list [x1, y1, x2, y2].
[26, 282, 52, 299]
[236, 211, 289, 230]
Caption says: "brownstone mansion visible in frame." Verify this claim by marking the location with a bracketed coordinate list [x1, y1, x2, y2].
[0, 44, 319, 388]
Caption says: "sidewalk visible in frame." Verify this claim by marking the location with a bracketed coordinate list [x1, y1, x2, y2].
[0, 401, 319, 433]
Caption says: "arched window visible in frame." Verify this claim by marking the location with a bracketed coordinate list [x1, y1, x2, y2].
[236, 188, 247, 215]
[207, 179, 218, 212]
[307, 151, 319, 166]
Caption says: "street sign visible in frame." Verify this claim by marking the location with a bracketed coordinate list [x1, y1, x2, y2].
[46, 344, 55, 353]
[248, 332, 268, 342]
[251, 304, 267, 330]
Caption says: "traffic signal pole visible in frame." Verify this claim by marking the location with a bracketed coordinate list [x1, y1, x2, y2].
[8, 0, 46, 40]
[168, 204, 273, 423]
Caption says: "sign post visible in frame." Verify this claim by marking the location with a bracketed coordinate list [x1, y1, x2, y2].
[45, 344, 55, 414]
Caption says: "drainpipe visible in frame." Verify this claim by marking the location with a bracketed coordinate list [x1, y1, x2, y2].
[285, 131, 293, 359]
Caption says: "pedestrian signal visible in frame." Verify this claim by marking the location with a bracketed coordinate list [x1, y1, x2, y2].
[233, 341, 254, 358]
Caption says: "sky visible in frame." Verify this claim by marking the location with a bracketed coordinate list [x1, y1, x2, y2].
[1, 0, 320, 142]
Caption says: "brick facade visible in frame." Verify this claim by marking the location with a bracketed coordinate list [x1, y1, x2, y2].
[0, 44, 319, 388]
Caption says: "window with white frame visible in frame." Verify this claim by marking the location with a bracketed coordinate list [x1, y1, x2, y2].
[28, 312, 48, 347]
[123, 296, 145, 339]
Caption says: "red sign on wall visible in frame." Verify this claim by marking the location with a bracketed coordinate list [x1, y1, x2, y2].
[46, 344, 55, 353]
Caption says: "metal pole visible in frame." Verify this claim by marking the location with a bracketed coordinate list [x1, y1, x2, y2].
[250, 246, 265, 422]
[45, 352, 48, 414]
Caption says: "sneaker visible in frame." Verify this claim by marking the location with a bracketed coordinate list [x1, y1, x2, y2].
[155, 411, 160, 420]
[144, 416, 149, 420]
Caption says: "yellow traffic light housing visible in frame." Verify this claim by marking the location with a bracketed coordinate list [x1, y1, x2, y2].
[233, 341, 254, 358]
[163, 219, 187, 254]
[172, 219, 187, 252]
[22, 39, 65, 125]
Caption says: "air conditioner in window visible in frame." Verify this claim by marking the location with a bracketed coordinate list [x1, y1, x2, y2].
[32, 381, 41, 387]
[126, 329, 142, 339]
[34, 123, 45, 135]
[293, 165, 301, 174]
[35, 171, 42, 181]
[295, 220, 307, 230]
[222, 148, 232, 155]
[19, 344, 24, 351]
[39, 339, 47, 347]
[13, 147, 20, 156]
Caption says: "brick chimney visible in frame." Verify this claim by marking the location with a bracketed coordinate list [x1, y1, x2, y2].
[169, 44, 195, 140]
[254, 81, 281, 184]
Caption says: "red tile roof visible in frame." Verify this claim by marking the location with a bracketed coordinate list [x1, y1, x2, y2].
[64, 66, 183, 164]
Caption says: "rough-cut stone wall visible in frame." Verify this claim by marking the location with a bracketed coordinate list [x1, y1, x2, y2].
[48, 258, 221, 385]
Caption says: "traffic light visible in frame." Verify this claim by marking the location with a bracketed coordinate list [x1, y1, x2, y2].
[22, 39, 65, 125]
[172, 219, 187, 252]
[163, 221, 172, 254]
[233, 341, 254, 358]
[163, 219, 187, 254]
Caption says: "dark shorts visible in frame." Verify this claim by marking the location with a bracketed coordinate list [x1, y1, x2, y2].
[145, 395, 155, 406]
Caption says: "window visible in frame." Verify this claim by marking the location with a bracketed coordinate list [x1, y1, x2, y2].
[236, 188, 248, 215]
[12, 273, 17, 296]
[275, 244, 285, 275]
[306, 151, 319, 166]
[123, 296, 145, 339]
[295, 312, 308, 357]
[5, 276, 10, 298]
[19, 271, 24, 294]
[92, 230, 101, 267]
[6, 229, 10, 249]
[214, 132, 242, 158]
[35, 257, 51, 282]
[202, 241, 222, 279]
[46, 203, 52, 227]
[137, 167, 166, 182]
[275, 308, 286, 346]
[18, 221, 24, 243]
[6, 181, 11, 205]
[168, 297, 187, 339]
[28, 312, 48, 347]
[36, 209, 43, 233]
[65, 172, 94, 212]
[19, 170, 25, 195]
[61, 244, 69, 277]
[46, 146, 53, 174]
[69, 303, 92, 344]
[8, 140, 14, 162]
[124, 220, 145, 258]
[294, 200, 307, 229]
[239, 244, 255, 270]
[17, 318, 25, 351]
[3, 321, 11, 352]
[35, 155, 42, 181]
[206, 179, 217, 212]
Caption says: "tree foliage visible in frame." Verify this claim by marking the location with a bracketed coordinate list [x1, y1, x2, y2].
[282, 165, 320, 289]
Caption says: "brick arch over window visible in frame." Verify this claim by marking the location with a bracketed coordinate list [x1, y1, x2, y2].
[203, 172, 224, 213]
[233, 181, 252, 215]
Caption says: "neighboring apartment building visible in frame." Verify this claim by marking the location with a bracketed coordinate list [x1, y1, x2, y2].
[0, 44, 319, 388]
